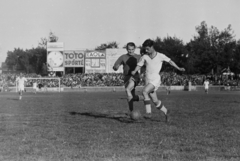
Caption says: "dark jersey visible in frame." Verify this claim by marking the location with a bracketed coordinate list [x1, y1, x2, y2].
[113, 54, 141, 76]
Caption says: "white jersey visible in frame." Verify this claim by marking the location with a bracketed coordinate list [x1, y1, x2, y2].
[33, 82, 37, 89]
[16, 77, 27, 91]
[204, 81, 209, 89]
[16, 77, 27, 86]
[137, 52, 170, 89]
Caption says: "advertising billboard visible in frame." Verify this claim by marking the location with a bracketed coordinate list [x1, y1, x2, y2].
[85, 51, 106, 73]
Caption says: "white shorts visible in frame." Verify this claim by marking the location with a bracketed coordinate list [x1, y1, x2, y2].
[145, 75, 161, 91]
[18, 85, 25, 91]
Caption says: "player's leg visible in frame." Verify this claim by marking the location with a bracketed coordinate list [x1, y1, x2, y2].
[131, 77, 144, 102]
[44, 85, 47, 92]
[149, 91, 170, 122]
[167, 86, 171, 95]
[125, 79, 135, 112]
[142, 83, 155, 118]
[166, 86, 169, 95]
[19, 88, 23, 100]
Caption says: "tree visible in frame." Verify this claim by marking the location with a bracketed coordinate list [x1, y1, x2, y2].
[41, 63, 48, 76]
[95, 41, 119, 50]
[229, 40, 240, 74]
[186, 21, 237, 74]
[28, 47, 47, 74]
[5, 48, 32, 73]
[38, 37, 48, 49]
[5, 51, 18, 71]
[154, 36, 187, 73]
[38, 31, 58, 48]
[16, 48, 32, 73]
[5, 31, 58, 74]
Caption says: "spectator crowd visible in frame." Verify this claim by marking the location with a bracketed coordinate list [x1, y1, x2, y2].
[0, 72, 239, 91]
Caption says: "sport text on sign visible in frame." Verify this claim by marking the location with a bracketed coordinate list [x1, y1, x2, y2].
[64, 60, 84, 66]
[64, 52, 84, 59]
[85, 52, 105, 58]
[64, 51, 84, 67]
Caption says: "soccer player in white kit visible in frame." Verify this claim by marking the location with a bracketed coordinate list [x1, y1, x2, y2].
[33, 81, 37, 94]
[16, 73, 28, 100]
[203, 79, 210, 94]
[131, 39, 185, 122]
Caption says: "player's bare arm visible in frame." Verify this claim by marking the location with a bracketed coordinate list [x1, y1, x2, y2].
[168, 60, 185, 72]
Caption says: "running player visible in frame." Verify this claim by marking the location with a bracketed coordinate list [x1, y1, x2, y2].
[16, 73, 28, 100]
[113, 42, 144, 114]
[203, 79, 210, 94]
[33, 81, 37, 94]
[165, 76, 171, 95]
[131, 39, 185, 122]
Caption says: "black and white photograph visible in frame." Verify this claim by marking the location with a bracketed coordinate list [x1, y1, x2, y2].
[0, 0, 240, 160]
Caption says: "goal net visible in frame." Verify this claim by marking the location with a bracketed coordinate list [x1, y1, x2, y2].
[16, 77, 61, 92]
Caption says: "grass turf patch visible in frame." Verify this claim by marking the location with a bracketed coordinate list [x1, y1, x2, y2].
[0, 91, 240, 161]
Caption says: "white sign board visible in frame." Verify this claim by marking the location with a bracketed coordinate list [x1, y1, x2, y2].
[47, 42, 64, 72]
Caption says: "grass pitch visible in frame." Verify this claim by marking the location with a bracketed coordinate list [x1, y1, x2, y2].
[0, 90, 240, 161]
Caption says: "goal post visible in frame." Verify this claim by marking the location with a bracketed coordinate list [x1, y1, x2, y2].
[16, 77, 61, 92]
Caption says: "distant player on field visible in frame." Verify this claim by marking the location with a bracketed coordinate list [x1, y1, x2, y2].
[33, 81, 37, 94]
[113, 42, 143, 115]
[0, 79, 3, 92]
[203, 79, 210, 94]
[165, 78, 171, 95]
[131, 39, 185, 122]
[16, 73, 28, 100]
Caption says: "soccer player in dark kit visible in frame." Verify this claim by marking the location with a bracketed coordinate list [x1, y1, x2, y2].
[113, 42, 144, 115]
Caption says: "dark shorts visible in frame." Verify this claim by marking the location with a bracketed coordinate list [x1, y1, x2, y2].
[124, 75, 140, 87]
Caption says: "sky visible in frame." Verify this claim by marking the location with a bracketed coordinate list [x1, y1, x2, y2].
[0, 0, 240, 64]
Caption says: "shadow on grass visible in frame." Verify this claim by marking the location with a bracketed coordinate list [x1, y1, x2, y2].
[69, 111, 145, 123]
[7, 98, 20, 101]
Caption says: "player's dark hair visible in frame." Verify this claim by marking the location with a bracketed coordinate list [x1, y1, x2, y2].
[126, 42, 136, 49]
[142, 39, 154, 47]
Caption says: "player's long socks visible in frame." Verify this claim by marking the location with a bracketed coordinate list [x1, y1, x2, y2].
[155, 100, 167, 115]
[132, 95, 144, 101]
[127, 96, 134, 111]
[144, 99, 151, 114]
[127, 95, 146, 112]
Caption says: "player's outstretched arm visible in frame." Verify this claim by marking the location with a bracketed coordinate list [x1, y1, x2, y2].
[131, 65, 141, 76]
[113, 65, 119, 71]
[169, 60, 185, 72]
[113, 56, 123, 71]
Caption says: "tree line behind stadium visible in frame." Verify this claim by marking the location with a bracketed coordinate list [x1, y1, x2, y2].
[2, 21, 240, 76]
